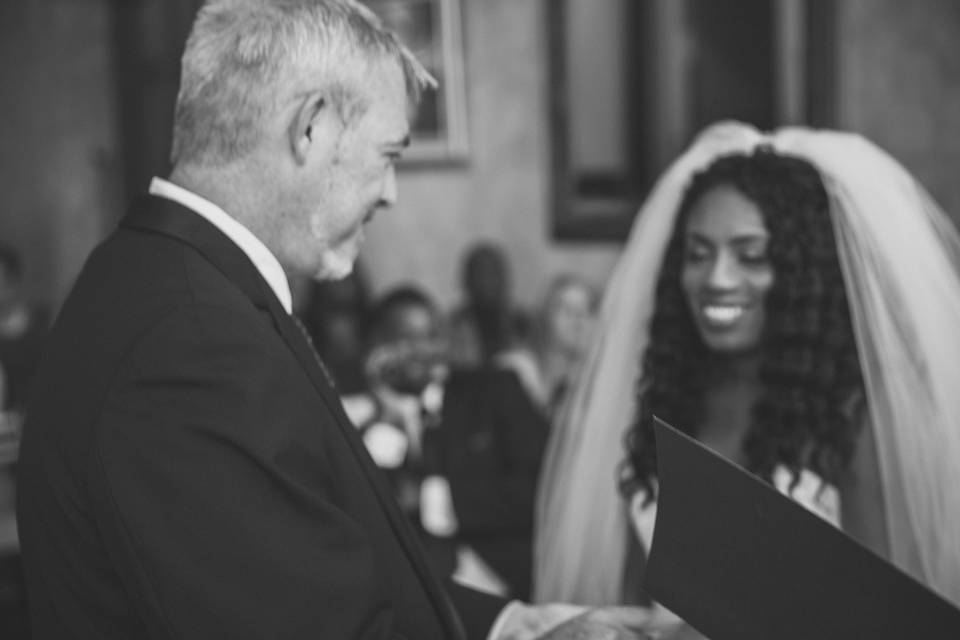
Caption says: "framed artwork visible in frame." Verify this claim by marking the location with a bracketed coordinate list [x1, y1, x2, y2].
[365, 0, 470, 165]
[549, 0, 837, 241]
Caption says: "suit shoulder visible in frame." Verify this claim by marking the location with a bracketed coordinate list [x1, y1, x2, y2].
[124, 300, 279, 375]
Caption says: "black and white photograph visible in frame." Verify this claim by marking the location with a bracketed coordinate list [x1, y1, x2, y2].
[2, 1, 960, 638]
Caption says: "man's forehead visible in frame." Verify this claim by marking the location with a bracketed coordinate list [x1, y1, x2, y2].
[369, 99, 412, 144]
[356, 58, 409, 112]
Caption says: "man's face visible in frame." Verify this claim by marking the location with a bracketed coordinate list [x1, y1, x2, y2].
[289, 60, 410, 281]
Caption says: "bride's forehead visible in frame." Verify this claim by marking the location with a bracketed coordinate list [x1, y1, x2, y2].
[684, 187, 768, 238]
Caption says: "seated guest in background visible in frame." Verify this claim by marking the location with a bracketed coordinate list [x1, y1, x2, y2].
[535, 122, 960, 632]
[498, 274, 598, 420]
[448, 242, 532, 368]
[352, 285, 458, 579]
[0, 243, 49, 417]
[355, 284, 552, 601]
[15, 1, 648, 637]
[436, 350, 552, 601]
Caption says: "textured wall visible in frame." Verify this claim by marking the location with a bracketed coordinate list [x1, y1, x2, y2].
[838, 0, 960, 220]
[0, 0, 122, 307]
[360, 0, 619, 310]
[4, 0, 960, 311]
[364, 0, 960, 309]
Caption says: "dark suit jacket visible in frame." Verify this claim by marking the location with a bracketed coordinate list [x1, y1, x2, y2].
[436, 369, 550, 600]
[16, 195, 503, 639]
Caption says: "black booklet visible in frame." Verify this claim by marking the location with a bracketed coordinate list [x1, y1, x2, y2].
[643, 417, 960, 639]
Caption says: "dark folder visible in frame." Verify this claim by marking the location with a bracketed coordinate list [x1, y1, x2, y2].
[643, 417, 960, 639]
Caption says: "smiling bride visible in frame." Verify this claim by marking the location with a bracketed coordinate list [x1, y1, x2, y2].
[534, 121, 960, 637]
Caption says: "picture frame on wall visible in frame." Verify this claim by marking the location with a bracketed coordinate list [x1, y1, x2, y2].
[548, 0, 837, 241]
[365, 0, 470, 165]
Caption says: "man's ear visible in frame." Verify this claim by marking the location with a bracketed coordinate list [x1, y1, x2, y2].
[288, 91, 333, 165]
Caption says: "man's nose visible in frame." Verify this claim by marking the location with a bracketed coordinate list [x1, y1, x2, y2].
[379, 165, 398, 208]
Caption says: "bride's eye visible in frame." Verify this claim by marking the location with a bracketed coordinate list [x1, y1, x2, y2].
[740, 251, 768, 265]
[684, 242, 712, 263]
[738, 243, 769, 265]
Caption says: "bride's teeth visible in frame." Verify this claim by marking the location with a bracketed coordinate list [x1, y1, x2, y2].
[703, 305, 743, 323]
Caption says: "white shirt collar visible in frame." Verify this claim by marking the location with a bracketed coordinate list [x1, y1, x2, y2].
[148, 177, 293, 314]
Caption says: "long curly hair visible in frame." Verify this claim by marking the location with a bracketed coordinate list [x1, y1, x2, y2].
[623, 149, 864, 500]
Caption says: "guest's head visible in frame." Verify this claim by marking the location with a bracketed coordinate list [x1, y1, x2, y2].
[369, 286, 440, 349]
[461, 243, 509, 311]
[627, 148, 863, 493]
[169, 0, 433, 282]
[294, 268, 372, 393]
[366, 285, 445, 395]
[539, 274, 597, 360]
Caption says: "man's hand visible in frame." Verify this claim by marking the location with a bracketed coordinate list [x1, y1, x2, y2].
[534, 609, 650, 639]
[582, 606, 682, 636]
[496, 603, 676, 640]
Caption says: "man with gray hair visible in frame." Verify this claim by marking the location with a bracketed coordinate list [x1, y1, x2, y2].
[16, 1, 655, 638]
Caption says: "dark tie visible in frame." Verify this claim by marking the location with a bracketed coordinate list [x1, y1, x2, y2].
[289, 314, 337, 389]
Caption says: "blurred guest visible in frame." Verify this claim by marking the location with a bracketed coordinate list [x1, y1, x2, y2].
[448, 242, 531, 367]
[352, 285, 457, 578]
[536, 121, 960, 627]
[0, 244, 49, 415]
[436, 360, 551, 601]
[498, 274, 598, 419]
[294, 267, 371, 393]
[354, 284, 551, 600]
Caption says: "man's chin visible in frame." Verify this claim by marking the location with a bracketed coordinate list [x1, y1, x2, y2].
[316, 260, 354, 281]
[315, 248, 358, 281]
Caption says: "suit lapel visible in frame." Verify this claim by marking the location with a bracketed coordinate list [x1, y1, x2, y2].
[121, 195, 466, 640]
[267, 292, 467, 640]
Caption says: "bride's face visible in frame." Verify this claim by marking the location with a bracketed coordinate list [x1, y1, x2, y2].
[680, 185, 774, 354]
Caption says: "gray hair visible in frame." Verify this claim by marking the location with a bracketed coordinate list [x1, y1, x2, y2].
[171, 0, 434, 167]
